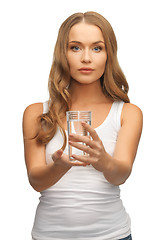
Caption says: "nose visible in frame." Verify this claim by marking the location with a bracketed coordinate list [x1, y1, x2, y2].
[81, 49, 91, 63]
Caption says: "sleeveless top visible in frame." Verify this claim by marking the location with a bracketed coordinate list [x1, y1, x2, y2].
[31, 101, 131, 240]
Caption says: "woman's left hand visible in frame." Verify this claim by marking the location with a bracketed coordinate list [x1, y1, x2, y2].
[68, 122, 109, 172]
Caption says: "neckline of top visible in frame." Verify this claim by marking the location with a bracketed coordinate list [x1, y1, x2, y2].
[93, 101, 115, 131]
[65, 101, 116, 132]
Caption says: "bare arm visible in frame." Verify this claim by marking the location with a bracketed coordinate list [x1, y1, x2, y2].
[103, 103, 143, 185]
[22, 103, 86, 192]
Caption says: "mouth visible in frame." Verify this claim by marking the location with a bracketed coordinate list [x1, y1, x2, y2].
[78, 68, 94, 73]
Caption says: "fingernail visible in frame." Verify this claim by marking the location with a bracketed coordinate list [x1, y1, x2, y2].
[57, 149, 62, 154]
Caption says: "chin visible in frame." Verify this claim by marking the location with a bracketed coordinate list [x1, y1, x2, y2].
[72, 78, 100, 85]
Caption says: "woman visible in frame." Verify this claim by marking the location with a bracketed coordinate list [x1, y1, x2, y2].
[23, 11, 143, 240]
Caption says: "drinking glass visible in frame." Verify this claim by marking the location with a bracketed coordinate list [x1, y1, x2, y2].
[66, 111, 92, 160]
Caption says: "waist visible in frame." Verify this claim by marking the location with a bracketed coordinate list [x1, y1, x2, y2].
[33, 195, 130, 239]
[37, 187, 125, 226]
[33, 182, 130, 239]
[39, 168, 121, 219]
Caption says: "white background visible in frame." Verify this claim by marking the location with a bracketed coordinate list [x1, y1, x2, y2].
[0, 0, 167, 239]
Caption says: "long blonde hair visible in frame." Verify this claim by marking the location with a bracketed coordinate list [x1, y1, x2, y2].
[36, 11, 130, 148]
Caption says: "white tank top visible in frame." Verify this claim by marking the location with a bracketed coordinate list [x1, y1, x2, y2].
[32, 101, 131, 240]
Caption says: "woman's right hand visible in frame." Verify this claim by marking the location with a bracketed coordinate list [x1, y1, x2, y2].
[52, 149, 88, 168]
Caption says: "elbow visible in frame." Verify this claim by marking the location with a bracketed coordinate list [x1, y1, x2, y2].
[114, 178, 127, 186]
[31, 185, 42, 192]
[28, 173, 44, 192]
[28, 178, 42, 192]
[111, 178, 126, 186]
[111, 166, 132, 186]
[112, 177, 129, 186]
[117, 167, 132, 186]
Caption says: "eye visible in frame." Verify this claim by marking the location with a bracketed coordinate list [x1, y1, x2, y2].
[71, 46, 80, 52]
[93, 46, 102, 52]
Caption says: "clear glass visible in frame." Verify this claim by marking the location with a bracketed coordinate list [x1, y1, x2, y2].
[66, 111, 92, 160]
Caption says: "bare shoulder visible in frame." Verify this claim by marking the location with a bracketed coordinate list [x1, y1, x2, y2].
[23, 102, 43, 125]
[121, 103, 143, 127]
[23, 102, 43, 117]
[23, 103, 43, 138]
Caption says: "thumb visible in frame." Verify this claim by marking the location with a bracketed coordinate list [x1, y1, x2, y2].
[52, 149, 63, 161]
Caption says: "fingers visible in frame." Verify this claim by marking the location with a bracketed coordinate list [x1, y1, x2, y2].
[68, 123, 102, 157]
[69, 122, 100, 144]
[52, 149, 63, 161]
[68, 141, 92, 155]
[72, 154, 96, 165]
[81, 122, 100, 141]
[52, 149, 88, 167]
[69, 160, 88, 167]
[69, 134, 96, 149]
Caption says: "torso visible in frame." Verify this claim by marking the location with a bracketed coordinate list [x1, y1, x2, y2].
[31, 100, 131, 239]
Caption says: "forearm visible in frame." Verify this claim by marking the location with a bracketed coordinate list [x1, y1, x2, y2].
[28, 163, 71, 192]
[103, 153, 132, 186]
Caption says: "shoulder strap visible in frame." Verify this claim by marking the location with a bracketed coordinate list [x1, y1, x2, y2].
[43, 101, 49, 114]
[113, 101, 124, 131]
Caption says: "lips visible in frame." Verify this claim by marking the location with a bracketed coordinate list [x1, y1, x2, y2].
[79, 67, 94, 71]
[78, 68, 94, 73]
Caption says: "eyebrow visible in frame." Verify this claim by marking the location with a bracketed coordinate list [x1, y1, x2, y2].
[68, 40, 105, 45]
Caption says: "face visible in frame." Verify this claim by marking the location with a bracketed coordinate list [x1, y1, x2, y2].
[66, 22, 107, 85]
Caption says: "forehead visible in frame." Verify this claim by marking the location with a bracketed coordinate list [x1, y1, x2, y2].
[68, 22, 105, 43]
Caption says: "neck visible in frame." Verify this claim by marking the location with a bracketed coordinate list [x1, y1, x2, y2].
[69, 79, 109, 107]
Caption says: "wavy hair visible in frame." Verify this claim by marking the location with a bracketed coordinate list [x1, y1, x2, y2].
[36, 11, 130, 148]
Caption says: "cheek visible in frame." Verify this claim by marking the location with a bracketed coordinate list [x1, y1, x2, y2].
[67, 54, 78, 70]
[98, 56, 107, 71]
[66, 54, 72, 68]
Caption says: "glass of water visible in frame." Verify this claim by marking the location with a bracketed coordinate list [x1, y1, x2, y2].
[66, 111, 92, 160]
